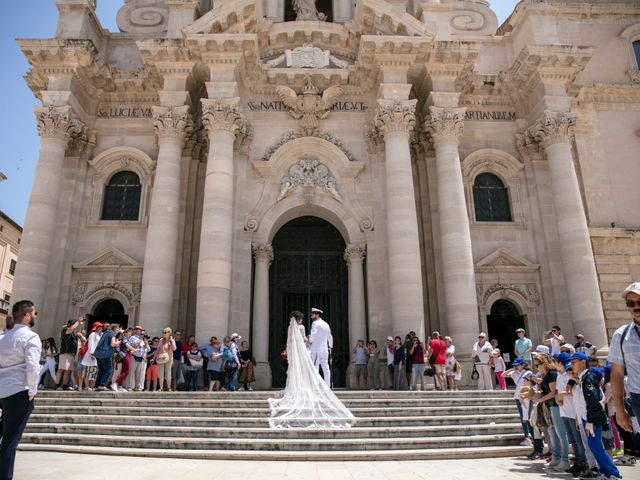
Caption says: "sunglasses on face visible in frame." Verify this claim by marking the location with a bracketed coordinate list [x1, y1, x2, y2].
[626, 301, 640, 308]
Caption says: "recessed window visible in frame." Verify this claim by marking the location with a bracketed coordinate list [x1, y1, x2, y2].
[634, 40, 640, 68]
[8, 259, 16, 276]
[473, 173, 512, 222]
[101, 171, 141, 221]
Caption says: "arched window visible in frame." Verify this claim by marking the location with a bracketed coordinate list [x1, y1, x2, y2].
[634, 40, 640, 67]
[93, 298, 125, 316]
[101, 171, 141, 221]
[473, 173, 512, 222]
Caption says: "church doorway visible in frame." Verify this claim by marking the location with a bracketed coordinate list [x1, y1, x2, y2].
[86, 298, 128, 333]
[487, 299, 525, 366]
[269, 216, 349, 388]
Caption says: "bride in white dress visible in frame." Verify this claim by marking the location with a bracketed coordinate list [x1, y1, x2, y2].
[268, 310, 356, 428]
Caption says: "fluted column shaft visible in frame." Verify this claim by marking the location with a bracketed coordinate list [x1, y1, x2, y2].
[139, 106, 192, 334]
[426, 107, 478, 352]
[374, 100, 425, 337]
[196, 99, 246, 339]
[530, 111, 607, 350]
[345, 244, 367, 351]
[12, 106, 82, 312]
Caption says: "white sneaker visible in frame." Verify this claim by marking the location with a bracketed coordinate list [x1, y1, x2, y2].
[248, 387, 253, 391]
[110, 382, 118, 391]
[117, 386, 128, 392]
[238, 387, 245, 391]
[552, 460, 570, 472]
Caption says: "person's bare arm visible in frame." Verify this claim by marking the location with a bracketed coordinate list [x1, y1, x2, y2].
[611, 363, 632, 432]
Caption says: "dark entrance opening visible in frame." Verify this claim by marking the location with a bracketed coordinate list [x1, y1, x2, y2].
[487, 299, 525, 367]
[86, 298, 128, 333]
[269, 216, 348, 388]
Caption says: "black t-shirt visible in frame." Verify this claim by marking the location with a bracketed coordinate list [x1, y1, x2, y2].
[60, 329, 77, 354]
[173, 340, 182, 360]
[540, 370, 558, 407]
[240, 349, 252, 362]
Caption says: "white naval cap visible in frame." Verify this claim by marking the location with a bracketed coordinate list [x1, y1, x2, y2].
[311, 307, 323, 314]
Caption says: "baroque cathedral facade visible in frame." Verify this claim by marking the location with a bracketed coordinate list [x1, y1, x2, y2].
[13, 0, 640, 387]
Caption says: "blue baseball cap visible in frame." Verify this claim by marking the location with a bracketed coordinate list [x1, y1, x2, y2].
[555, 352, 571, 364]
[563, 362, 572, 371]
[512, 358, 526, 367]
[591, 367, 604, 383]
[569, 352, 589, 363]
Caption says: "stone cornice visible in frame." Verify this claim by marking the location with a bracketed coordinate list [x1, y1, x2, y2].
[152, 105, 193, 142]
[183, 0, 257, 35]
[201, 98, 248, 137]
[357, 0, 435, 38]
[424, 106, 466, 146]
[373, 99, 417, 138]
[528, 110, 577, 149]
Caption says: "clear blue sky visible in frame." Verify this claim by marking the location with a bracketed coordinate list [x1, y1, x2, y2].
[0, 0, 519, 226]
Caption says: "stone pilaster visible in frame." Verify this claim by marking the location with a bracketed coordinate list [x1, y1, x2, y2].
[425, 106, 478, 355]
[139, 105, 192, 334]
[344, 244, 367, 388]
[374, 99, 425, 338]
[196, 98, 247, 340]
[529, 111, 608, 351]
[252, 243, 273, 389]
[12, 105, 83, 313]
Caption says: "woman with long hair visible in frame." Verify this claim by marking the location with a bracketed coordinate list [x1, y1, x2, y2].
[238, 340, 256, 391]
[393, 336, 407, 391]
[39, 337, 58, 388]
[444, 336, 457, 391]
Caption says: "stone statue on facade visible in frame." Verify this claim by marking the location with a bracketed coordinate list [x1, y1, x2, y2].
[291, 0, 326, 21]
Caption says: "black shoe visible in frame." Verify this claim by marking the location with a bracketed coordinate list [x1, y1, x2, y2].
[526, 451, 542, 460]
[578, 468, 598, 478]
[62, 385, 70, 391]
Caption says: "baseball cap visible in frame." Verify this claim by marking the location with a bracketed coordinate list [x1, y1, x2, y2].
[515, 328, 525, 333]
[622, 282, 640, 298]
[569, 352, 589, 363]
[387, 336, 393, 341]
[555, 352, 571, 364]
[512, 358, 525, 367]
[90, 322, 103, 332]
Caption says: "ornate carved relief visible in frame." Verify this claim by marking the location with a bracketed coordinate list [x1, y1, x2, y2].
[266, 44, 350, 69]
[252, 244, 274, 264]
[201, 99, 248, 137]
[373, 100, 417, 138]
[344, 244, 366, 264]
[261, 130, 355, 162]
[116, 0, 168, 34]
[276, 77, 343, 136]
[277, 157, 342, 203]
[529, 110, 576, 149]
[152, 105, 193, 143]
[72, 281, 139, 305]
[35, 105, 84, 141]
[476, 283, 541, 306]
[424, 107, 466, 145]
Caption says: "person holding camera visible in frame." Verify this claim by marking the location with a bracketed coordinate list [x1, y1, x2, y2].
[155, 328, 177, 391]
[366, 340, 380, 390]
[56, 317, 83, 390]
[409, 336, 426, 391]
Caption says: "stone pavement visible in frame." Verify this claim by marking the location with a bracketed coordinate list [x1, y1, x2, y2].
[13, 452, 640, 480]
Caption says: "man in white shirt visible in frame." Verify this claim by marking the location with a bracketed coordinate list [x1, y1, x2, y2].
[0, 300, 42, 480]
[309, 307, 333, 387]
[471, 332, 493, 390]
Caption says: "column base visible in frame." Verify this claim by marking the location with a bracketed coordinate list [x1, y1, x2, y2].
[253, 361, 272, 390]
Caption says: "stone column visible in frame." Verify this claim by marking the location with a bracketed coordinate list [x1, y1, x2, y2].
[374, 100, 426, 338]
[12, 105, 82, 312]
[345, 244, 367, 388]
[196, 98, 246, 339]
[530, 111, 608, 350]
[252, 243, 273, 389]
[138, 106, 192, 334]
[425, 107, 478, 355]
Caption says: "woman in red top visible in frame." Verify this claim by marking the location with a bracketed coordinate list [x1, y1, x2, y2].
[428, 332, 447, 391]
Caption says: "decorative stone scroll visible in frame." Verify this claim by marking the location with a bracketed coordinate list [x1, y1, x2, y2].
[266, 44, 349, 69]
[528, 111, 577, 149]
[261, 130, 355, 162]
[277, 157, 342, 203]
[201, 99, 248, 138]
[152, 105, 193, 143]
[424, 107, 466, 146]
[476, 282, 541, 307]
[116, 0, 169, 34]
[373, 100, 417, 137]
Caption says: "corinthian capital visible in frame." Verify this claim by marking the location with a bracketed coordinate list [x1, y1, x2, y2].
[35, 105, 84, 141]
[529, 111, 576, 149]
[252, 244, 274, 265]
[344, 244, 366, 265]
[424, 107, 465, 146]
[201, 98, 247, 138]
[152, 105, 193, 142]
[373, 99, 417, 138]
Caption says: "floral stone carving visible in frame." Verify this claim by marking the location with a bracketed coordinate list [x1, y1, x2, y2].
[277, 157, 342, 203]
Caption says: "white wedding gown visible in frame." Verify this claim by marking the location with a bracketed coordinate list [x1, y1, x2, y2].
[268, 318, 356, 428]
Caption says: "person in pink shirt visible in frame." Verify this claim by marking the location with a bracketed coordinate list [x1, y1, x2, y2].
[492, 349, 507, 390]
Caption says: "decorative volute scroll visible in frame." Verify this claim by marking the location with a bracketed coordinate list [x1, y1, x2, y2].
[116, 0, 169, 34]
[201, 98, 248, 138]
[276, 77, 343, 136]
[528, 110, 577, 149]
[152, 105, 193, 143]
[35, 105, 85, 141]
[424, 106, 466, 146]
[277, 156, 342, 203]
[373, 99, 417, 137]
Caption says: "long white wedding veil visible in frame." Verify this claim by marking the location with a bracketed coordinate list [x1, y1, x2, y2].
[268, 318, 356, 428]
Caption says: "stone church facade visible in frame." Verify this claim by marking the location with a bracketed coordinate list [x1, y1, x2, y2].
[13, 0, 640, 387]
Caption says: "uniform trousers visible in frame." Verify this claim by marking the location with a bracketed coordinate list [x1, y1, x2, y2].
[581, 419, 621, 478]
[310, 350, 330, 386]
[1, 390, 35, 480]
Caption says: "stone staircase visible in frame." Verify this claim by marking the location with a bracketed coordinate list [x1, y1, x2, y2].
[19, 390, 530, 461]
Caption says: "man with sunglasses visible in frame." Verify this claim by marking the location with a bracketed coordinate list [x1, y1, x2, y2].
[609, 282, 640, 434]
[0, 300, 41, 480]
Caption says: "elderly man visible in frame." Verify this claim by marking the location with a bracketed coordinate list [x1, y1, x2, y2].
[514, 328, 533, 368]
[471, 333, 493, 390]
[609, 282, 640, 433]
[0, 300, 42, 480]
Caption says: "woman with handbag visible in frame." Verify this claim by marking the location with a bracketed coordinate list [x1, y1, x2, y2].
[238, 340, 256, 391]
[185, 342, 203, 391]
[155, 328, 176, 391]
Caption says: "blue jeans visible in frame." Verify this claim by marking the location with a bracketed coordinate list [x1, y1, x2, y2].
[95, 356, 113, 388]
[514, 399, 531, 438]
[225, 367, 238, 391]
[550, 406, 569, 461]
[185, 369, 199, 391]
[582, 419, 621, 478]
[546, 424, 561, 461]
[562, 416, 586, 464]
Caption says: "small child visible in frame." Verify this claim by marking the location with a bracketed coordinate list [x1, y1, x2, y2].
[492, 349, 507, 390]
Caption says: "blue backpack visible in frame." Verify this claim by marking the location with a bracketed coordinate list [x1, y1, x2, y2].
[222, 346, 235, 362]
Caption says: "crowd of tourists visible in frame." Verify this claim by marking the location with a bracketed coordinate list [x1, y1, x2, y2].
[37, 321, 256, 393]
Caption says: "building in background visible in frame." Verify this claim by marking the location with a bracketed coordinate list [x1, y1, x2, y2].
[12, 0, 640, 387]
[0, 209, 22, 327]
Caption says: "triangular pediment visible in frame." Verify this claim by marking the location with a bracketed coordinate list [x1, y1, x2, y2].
[184, 0, 257, 34]
[75, 247, 140, 269]
[476, 248, 539, 272]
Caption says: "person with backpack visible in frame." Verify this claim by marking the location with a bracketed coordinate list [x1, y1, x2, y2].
[609, 282, 640, 433]
[221, 335, 240, 391]
[93, 324, 122, 391]
[79, 322, 103, 391]
[56, 317, 83, 390]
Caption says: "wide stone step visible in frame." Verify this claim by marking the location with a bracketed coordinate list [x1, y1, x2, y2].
[24, 422, 520, 439]
[17, 443, 531, 461]
[27, 412, 519, 427]
[20, 432, 523, 451]
[32, 404, 512, 417]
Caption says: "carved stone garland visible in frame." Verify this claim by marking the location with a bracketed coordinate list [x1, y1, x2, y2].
[277, 156, 342, 203]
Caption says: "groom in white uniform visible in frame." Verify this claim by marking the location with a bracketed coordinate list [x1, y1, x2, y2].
[309, 307, 333, 387]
